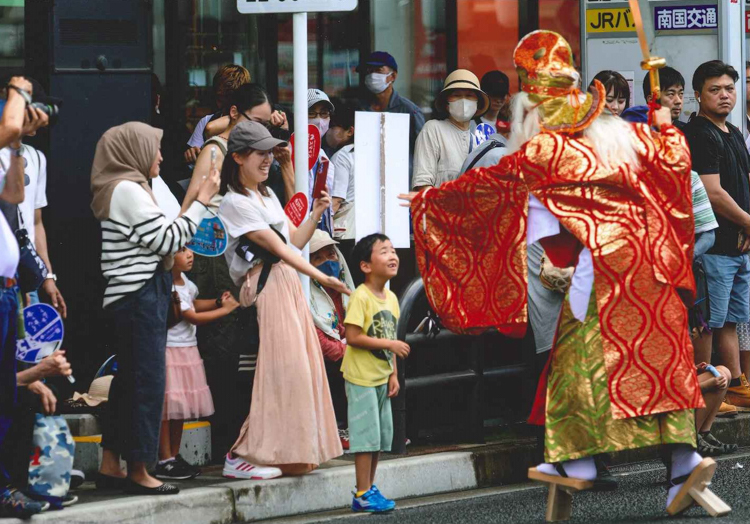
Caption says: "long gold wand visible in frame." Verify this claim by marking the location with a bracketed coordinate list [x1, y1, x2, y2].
[628, 0, 666, 103]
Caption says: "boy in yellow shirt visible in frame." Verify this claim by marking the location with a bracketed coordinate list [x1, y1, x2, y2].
[343, 233, 410, 513]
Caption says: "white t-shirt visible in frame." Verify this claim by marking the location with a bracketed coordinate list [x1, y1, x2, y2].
[0, 148, 20, 278]
[412, 119, 472, 189]
[167, 274, 199, 347]
[187, 114, 213, 149]
[0, 146, 47, 245]
[331, 144, 354, 202]
[219, 187, 292, 286]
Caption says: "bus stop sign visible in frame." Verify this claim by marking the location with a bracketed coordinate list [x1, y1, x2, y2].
[237, 0, 357, 14]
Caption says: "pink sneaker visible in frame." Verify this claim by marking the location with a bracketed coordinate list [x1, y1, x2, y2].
[222, 454, 282, 480]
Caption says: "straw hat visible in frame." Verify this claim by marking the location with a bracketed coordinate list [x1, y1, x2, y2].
[513, 30, 606, 133]
[436, 69, 490, 118]
[72, 375, 113, 407]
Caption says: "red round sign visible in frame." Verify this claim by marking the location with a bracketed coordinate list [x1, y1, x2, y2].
[290, 124, 321, 172]
[284, 192, 309, 227]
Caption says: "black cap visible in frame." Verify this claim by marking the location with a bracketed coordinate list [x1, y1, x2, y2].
[228, 121, 287, 154]
[26, 77, 62, 106]
[480, 70, 509, 98]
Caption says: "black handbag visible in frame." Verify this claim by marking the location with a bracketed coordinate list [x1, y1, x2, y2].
[15, 208, 48, 294]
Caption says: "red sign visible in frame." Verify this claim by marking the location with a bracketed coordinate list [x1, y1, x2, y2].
[284, 192, 308, 227]
[746, 11, 750, 32]
[290, 124, 321, 172]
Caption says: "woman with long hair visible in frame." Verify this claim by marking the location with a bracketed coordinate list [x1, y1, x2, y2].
[218, 120, 346, 478]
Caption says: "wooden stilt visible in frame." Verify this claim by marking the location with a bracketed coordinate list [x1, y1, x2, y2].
[529, 467, 594, 523]
[545, 484, 573, 522]
[688, 484, 731, 517]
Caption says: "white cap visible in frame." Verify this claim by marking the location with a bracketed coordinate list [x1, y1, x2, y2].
[307, 88, 335, 111]
[309, 229, 339, 254]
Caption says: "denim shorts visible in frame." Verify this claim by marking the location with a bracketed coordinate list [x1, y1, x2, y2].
[701, 253, 750, 328]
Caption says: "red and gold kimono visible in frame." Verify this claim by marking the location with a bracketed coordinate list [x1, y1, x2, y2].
[412, 123, 702, 461]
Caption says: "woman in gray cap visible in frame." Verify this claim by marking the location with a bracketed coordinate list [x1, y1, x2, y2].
[218, 121, 348, 478]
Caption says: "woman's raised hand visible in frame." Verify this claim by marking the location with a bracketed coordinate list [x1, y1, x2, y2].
[324, 275, 351, 296]
[398, 192, 419, 208]
[312, 191, 332, 220]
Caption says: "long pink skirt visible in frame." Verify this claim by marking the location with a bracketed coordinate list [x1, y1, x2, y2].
[231, 261, 343, 467]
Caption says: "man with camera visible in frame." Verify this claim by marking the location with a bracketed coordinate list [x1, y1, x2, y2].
[0, 76, 51, 518]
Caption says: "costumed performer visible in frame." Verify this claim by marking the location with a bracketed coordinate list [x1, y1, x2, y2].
[399, 30, 729, 519]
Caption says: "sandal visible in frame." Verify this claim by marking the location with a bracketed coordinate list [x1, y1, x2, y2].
[703, 433, 738, 455]
[528, 463, 594, 491]
[697, 433, 720, 457]
[666, 457, 730, 517]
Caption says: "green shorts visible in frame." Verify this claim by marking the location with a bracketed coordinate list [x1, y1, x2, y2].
[345, 381, 393, 453]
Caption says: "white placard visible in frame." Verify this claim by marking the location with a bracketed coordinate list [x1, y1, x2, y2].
[354, 112, 410, 249]
[237, 0, 357, 14]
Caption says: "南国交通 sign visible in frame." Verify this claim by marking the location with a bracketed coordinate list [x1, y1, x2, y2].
[586, 8, 636, 33]
[237, 0, 357, 14]
[654, 5, 718, 31]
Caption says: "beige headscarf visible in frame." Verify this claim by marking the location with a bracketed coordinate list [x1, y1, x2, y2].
[90, 122, 163, 221]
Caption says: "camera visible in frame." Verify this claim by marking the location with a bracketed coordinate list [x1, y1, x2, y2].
[30, 101, 61, 123]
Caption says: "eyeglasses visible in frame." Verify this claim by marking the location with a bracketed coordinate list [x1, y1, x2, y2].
[308, 110, 331, 119]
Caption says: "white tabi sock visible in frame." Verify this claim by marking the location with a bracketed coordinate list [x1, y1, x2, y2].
[537, 457, 597, 481]
[667, 445, 703, 508]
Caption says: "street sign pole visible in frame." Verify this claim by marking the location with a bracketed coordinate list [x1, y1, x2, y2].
[293, 11, 311, 298]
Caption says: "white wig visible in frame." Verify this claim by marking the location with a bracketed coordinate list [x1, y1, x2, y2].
[506, 92, 640, 171]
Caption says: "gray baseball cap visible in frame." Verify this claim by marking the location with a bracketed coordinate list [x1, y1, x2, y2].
[227, 120, 287, 154]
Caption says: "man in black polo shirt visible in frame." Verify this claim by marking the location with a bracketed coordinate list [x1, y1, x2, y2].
[684, 60, 750, 412]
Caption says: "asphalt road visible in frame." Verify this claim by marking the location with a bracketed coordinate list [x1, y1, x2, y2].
[274, 452, 750, 524]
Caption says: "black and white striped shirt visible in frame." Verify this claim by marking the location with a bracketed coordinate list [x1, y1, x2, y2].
[100, 181, 209, 307]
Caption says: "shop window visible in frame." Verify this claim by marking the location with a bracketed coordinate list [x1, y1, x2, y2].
[540, 0, 581, 69]
[373, 0, 448, 118]
[0, 0, 24, 77]
[457, 0, 519, 93]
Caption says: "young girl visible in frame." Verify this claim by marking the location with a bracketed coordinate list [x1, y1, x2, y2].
[156, 247, 240, 480]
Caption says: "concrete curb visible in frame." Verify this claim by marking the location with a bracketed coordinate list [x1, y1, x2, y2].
[6, 414, 749, 523]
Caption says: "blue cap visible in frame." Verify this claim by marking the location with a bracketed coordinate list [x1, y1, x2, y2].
[620, 105, 649, 124]
[357, 51, 398, 73]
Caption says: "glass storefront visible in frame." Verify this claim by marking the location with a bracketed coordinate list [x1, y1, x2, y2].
[0, 0, 24, 78]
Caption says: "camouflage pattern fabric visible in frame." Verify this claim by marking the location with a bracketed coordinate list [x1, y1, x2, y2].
[27, 414, 74, 508]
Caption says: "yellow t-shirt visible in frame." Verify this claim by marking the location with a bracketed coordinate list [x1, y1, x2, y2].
[341, 284, 400, 387]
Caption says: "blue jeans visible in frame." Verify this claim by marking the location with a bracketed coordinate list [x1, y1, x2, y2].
[702, 253, 750, 328]
[100, 271, 171, 463]
[0, 285, 19, 481]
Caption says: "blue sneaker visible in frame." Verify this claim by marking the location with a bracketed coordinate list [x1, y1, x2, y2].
[371, 485, 396, 510]
[351, 488, 395, 513]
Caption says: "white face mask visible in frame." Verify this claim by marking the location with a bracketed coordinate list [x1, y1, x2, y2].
[365, 72, 393, 94]
[310, 117, 330, 137]
[448, 99, 478, 123]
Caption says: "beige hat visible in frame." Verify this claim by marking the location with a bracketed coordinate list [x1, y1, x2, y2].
[309, 229, 339, 254]
[436, 69, 490, 118]
[72, 375, 113, 407]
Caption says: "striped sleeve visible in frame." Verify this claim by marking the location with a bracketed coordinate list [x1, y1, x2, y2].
[109, 181, 209, 256]
[691, 171, 718, 234]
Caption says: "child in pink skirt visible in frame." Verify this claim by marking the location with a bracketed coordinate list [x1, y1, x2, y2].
[156, 247, 240, 480]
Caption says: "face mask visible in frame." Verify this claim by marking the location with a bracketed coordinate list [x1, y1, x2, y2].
[365, 72, 392, 94]
[448, 99, 478, 122]
[317, 260, 341, 279]
[310, 117, 330, 137]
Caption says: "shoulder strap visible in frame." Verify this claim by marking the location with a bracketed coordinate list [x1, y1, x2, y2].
[204, 136, 227, 157]
[465, 140, 505, 172]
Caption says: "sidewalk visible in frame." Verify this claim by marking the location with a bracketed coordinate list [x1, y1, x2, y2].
[3, 414, 749, 523]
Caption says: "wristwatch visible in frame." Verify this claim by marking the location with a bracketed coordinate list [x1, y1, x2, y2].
[9, 144, 22, 157]
[45, 273, 57, 282]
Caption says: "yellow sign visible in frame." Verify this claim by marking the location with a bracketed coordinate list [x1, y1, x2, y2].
[586, 8, 636, 33]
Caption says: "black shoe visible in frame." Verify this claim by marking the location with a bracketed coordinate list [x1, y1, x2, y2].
[704, 432, 739, 455]
[70, 469, 85, 489]
[95, 473, 127, 490]
[123, 479, 179, 495]
[175, 454, 202, 478]
[155, 459, 198, 480]
[592, 455, 618, 492]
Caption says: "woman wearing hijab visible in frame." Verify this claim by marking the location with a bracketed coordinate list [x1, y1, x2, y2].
[90, 122, 220, 494]
[412, 69, 490, 191]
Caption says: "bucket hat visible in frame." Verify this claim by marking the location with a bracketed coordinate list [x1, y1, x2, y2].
[309, 229, 339, 254]
[436, 69, 490, 118]
[72, 375, 114, 407]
